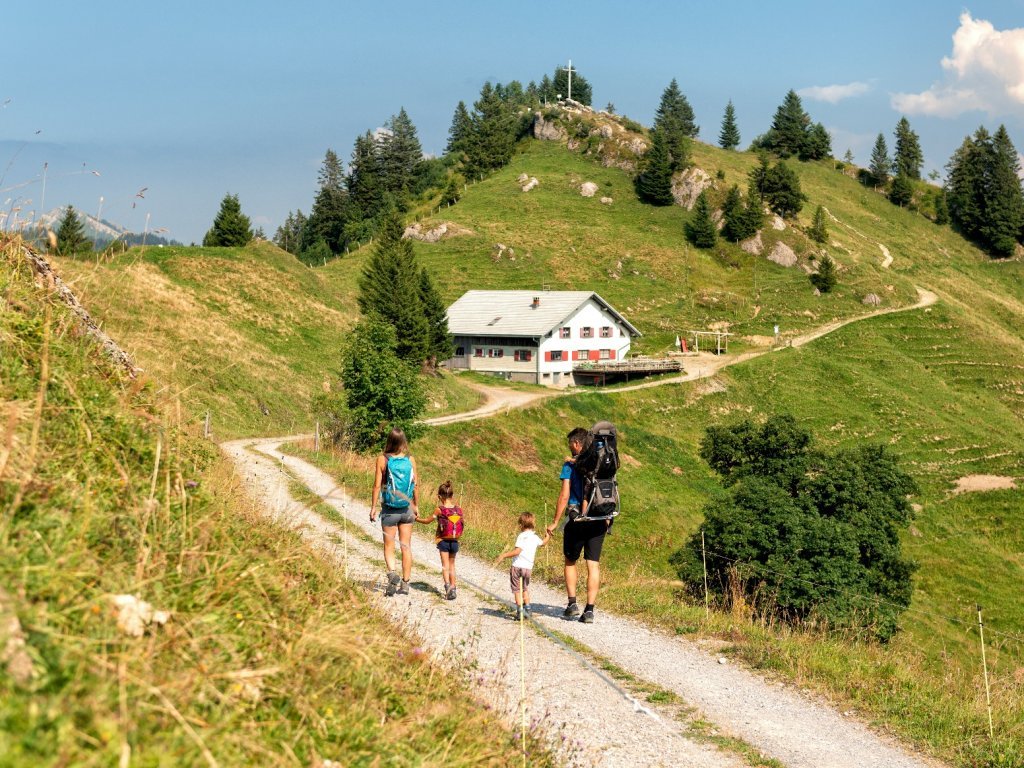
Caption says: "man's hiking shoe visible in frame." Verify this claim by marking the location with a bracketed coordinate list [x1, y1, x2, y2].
[398, 580, 410, 596]
[447, 586, 457, 601]
[578, 609, 595, 624]
[515, 608, 525, 621]
[522, 605, 532, 618]
[563, 602, 580, 619]
[385, 571, 400, 597]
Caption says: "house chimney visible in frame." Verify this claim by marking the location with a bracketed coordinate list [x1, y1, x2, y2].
[532, 296, 541, 309]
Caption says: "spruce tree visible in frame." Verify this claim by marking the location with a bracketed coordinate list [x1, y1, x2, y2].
[718, 100, 740, 150]
[347, 131, 385, 223]
[419, 267, 452, 369]
[809, 205, 828, 243]
[446, 101, 472, 155]
[945, 135, 984, 238]
[889, 175, 914, 207]
[803, 123, 832, 160]
[273, 210, 306, 255]
[764, 161, 805, 218]
[748, 152, 772, 204]
[869, 134, 891, 186]
[762, 90, 811, 159]
[202, 194, 253, 247]
[635, 130, 675, 206]
[654, 78, 696, 169]
[378, 107, 422, 196]
[539, 74, 555, 104]
[686, 191, 718, 248]
[810, 255, 837, 292]
[893, 117, 923, 179]
[551, 64, 592, 105]
[981, 125, 1024, 256]
[742, 194, 765, 237]
[54, 205, 89, 256]
[720, 185, 743, 240]
[464, 82, 517, 178]
[934, 191, 950, 225]
[357, 208, 430, 364]
[303, 149, 350, 257]
[843, 148, 855, 165]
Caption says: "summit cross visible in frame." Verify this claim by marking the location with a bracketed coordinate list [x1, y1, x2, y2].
[562, 59, 575, 101]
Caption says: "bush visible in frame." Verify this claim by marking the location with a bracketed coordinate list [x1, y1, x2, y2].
[675, 415, 917, 641]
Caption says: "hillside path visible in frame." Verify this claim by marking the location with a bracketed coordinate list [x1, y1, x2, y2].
[429, 287, 938, 420]
[224, 436, 946, 768]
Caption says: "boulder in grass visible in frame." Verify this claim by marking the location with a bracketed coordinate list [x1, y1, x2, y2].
[521, 177, 539, 192]
[767, 241, 798, 267]
[580, 182, 599, 197]
[862, 293, 882, 306]
[741, 231, 764, 255]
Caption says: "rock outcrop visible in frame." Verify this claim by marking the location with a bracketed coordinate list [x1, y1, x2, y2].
[580, 182, 599, 197]
[767, 241, 798, 267]
[533, 113, 566, 141]
[671, 167, 713, 209]
[741, 231, 764, 255]
[403, 222, 471, 243]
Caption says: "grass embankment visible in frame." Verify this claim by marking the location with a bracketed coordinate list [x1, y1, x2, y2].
[0, 239, 550, 767]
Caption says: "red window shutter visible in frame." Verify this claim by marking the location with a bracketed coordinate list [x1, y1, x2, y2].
[609, 349, 616, 360]
[544, 351, 552, 362]
[589, 350, 599, 361]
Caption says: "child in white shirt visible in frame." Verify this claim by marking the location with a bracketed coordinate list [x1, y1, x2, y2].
[495, 512, 551, 619]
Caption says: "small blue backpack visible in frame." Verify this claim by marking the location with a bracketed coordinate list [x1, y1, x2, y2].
[382, 455, 415, 509]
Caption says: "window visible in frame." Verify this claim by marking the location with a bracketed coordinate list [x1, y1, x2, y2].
[581, 327, 593, 338]
[600, 349, 611, 359]
[455, 346, 465, 356]
[487, 348, 504, 358]
[514, 350, 533, 362]
[474, 348, 483, 357]
[600, 326, 612, 338]
[550, 350, 564, 362]
[560, 327, 571, 339]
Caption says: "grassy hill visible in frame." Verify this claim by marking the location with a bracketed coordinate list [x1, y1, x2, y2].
[0, 238, 545, 766]
[49, 116, 1023, 765]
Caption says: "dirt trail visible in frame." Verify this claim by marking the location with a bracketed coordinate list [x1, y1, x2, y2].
[223, 437, 946, 768]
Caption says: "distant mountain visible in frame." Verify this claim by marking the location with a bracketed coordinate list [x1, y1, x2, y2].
[27, 207, 181, 248]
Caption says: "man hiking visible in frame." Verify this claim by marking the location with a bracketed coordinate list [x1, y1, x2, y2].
[547, 427, 609, 624]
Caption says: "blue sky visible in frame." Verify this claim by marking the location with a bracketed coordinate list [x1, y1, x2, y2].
[3, 1, 1024, 243]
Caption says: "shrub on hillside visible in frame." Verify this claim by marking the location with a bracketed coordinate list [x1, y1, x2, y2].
[674, 415, 917, 641]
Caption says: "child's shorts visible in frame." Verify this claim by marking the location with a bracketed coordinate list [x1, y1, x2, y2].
[510, 566, 531, 595]
[438, 539, 460, 554]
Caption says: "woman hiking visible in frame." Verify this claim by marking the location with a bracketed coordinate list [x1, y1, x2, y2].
[369, 427, 419, 596]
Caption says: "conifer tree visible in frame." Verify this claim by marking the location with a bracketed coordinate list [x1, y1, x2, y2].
[446, 101, 472, 155]
[419, 267, 452, 369]
[348, 131, 385, 223]
[843, 148, 855, 165]
[763, 161, 805, 218]
[303, 149, 350, 257]
[893, 117, 923, 179]
[685, 190, 717, 248]
[720, 185, 743, 240]
[378, 107, 422, 196]
[273, 210, 306, 255]
[552, 64, 592, 105]
[539, 74, 555, 103]
[718, 100, 740, 150]
[869, 134, 891, 186]
[202, 194, 253, 247]
[981, 125, 1024, 256]
[888, 175, 914, 207]
[742, 194, 765, 237]
[635, 130, 675, 206]
[357, 208, 430, 364]
[463, 82, 517, 178]
[748, 152, 772, 204]
[762, 90, 811, 159]
[934, 191, 950, 225]
[54, 205, 89, 256]
[809, 205, 828, 243]
[810, 254, 837, 292]
[804, 123, 832, 161]
[946, 135, 986, 239]
[654, 79, 696, 169]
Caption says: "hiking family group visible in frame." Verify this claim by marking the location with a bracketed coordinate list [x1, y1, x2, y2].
[367, 423, 620, 624]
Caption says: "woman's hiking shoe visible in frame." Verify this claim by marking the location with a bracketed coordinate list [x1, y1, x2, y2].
[385, 571, 401, 597]
[563, 601, 580, 618]
[398, 580, 410, 596]
[578, 609, 595, 624]
[447, 586, 457, 601]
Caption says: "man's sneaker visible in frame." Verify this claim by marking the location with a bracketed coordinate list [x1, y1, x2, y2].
[522, 605, 532, 618]
[385, 571, 400, 597]
[515, 607, 525, 621]
[578, 609, 595, 624]
[398, 580, 410, 596]
[563, 602, 580, 619]
[447, 586, 457, 601]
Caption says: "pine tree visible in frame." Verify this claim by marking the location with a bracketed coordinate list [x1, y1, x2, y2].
[945, 135, 984, 238]
[446, 101, 472, 155]
[741, 194, 765, 237]
[720, 185, 743, 240]
[718, 100, 740, 150]
[538, 74, 555, 104]
[348, 131, 385, 223]
[843, 148, 855, 165]
[357, 208, 430, 364]
[810, 255, 837, 292]
[761, 90, 811, 159]
[686, 191, 718, 248]
[378, 108, 422, 196]
[809, 205, 828, 243]
[803, 123, 832, 161]
[303, 149, 350, 257]
[419, 267, 452, 369]
[869, 134, 891, 186]
[764, 161, 805, 218]
[889, 175, 914, 207]
[893, 117, 923, 179]
[635, 130, 675, 206]
[934, 191, 950, 225]
[748, 152, 772, 204]
[552, 64, 592, 106]
[54, 205, 89, 256]
[654, 79, 696, 169]
[202, 194, 252, 247]
[981, 125, 1024, 256]
[273, 209, 306, 255]
[463, 82, 517, 178]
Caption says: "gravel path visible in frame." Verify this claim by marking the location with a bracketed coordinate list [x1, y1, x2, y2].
[223, 437, 947, 768]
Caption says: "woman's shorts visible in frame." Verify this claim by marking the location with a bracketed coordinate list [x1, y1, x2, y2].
[510, 566, 531, 594]
[437, 539, 460, 554]
[380, 507, 415, 528]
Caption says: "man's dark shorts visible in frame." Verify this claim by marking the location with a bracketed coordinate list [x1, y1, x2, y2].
[563, 518, 608, 562]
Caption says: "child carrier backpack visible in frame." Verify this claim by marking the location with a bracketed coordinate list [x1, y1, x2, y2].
[574, 421, 620, 521]
[436, 506, 464, 540]
[382, 455, 415, 509]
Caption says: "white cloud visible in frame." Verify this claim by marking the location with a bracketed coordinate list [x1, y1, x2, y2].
[797, 82, 871, 104]
[892, 12, 1024, 117]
